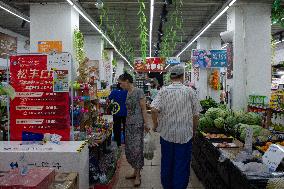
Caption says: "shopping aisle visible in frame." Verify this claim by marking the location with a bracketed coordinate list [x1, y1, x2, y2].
[114, 115, 204, 189]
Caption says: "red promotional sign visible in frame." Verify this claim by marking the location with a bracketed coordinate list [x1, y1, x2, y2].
[134, 57, 166, 72]
[10, 55, 70, 141]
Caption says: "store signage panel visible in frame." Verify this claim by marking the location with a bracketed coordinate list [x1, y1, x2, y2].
[38, 41, 62, 53]
[0, 32, 17, 59]
[9, 55, 70, 141]
[191, 49, 227, 68]
[134, 57, 166, 72]
[166, 57, 180, 65]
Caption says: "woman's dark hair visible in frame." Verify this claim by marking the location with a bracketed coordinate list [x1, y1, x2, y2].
[117, 83, 122, 90]
[119, 73, 134, 83]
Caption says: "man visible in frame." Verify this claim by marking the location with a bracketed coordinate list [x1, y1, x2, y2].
[151, 65, 201, 189]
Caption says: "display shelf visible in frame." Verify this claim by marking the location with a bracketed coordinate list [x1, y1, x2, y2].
[192, 133, 270, 189]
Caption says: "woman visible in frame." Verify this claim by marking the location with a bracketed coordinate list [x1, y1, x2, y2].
[118, 73, 149, 187]
[109, 83, 127, 147]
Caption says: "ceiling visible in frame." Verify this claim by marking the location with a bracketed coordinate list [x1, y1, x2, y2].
[0, 0, 283, 62]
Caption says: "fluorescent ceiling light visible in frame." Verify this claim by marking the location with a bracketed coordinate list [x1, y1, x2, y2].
[275, 40, 284, 45]
[149, 0, 155, 57]
[0, 4, 30, 23]
[176, 0, 237, 57]
[66, 0, 74, 6]
[165, 64, 170, 69]
[229, 0, 237, 7]
[66, 0, 133, 69]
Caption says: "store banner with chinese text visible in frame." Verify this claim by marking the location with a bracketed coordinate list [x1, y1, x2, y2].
[9, 55, 70, 141]
[134, 57, 166, 72]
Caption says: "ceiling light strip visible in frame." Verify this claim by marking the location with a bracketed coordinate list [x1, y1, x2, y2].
[176, 0, 237, 57]
[149, 0, 155, 57]
[66, 0, 133, 69]
[0, 2, 30, 23]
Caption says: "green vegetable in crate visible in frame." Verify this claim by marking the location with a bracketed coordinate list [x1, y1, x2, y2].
[225, 116, 238, 128]
[237, 112, 262, 125]
[198, 116, 214, 131]
[200, 98, 218, 111]
[205, 108, 229, 120]
[214, 117, 225, 129]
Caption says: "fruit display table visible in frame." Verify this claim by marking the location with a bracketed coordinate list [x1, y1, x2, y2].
[0, 141, 89, 189]
[192, 133, 270, 189]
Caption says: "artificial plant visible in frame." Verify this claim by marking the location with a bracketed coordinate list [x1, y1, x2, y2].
[271, 0, 284, 27]
[138, 0, 148, 62]
[73, 28, 86, 64]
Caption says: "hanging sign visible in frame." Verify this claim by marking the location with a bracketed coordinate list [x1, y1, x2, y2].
[38, 41, 62, 53]
[166, 57, 180, 65]
[263, 144, 284, 172]
[9, 55, 70, 141]
[53, 70, 69, 92]
[134, 57, 166, 72]
[0, 32, 17, 58]
[47, 52, 71, 71]
[191, 49, 227, 68]
[226, 43, 233, 79]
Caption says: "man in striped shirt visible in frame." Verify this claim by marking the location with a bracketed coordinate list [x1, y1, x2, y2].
[151, 65, 201, 189]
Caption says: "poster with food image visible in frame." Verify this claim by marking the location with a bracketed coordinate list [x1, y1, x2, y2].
[0, 32, 17, 58]
[53, 70, 69, 92]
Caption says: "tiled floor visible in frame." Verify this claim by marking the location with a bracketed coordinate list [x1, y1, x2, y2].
[114, 131, 205, 189]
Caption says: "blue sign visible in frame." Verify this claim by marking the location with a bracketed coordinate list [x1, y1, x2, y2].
[166, 57, 181, 65]
[210, 50, 227, 68]
[191, 49, 227, 68]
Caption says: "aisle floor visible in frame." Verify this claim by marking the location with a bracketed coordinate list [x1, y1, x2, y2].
[114, 132, 205, 189]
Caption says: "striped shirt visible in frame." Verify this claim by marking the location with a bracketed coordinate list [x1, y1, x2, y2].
[151, 82, 201, 144]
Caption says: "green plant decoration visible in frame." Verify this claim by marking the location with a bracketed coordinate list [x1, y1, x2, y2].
[272, 0, 284, 27]
[103, 50, 110, 61]
[73, 28, 86, 64]
[112, 59, 117, 67]
[138, 0, 148, 62]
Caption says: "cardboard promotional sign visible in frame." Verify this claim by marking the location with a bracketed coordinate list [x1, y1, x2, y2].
[263, 144, 284, 172]
[9, 55, 70, 141]
[38, 41, 62, 53]
[191, 49, 228, 68]
[53, 70, 69, 92]
[134, 57, 166, 72]
[0, 32, 17, 58]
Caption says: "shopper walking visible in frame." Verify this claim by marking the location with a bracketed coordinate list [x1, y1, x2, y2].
[118, 73, 149, 187]
[151, 65, 201, 189]
[109, 83, 127, 147]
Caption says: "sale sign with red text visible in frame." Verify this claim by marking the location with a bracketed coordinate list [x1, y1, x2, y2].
[9, 55, 70, 141]
[134, 57, 166, 72]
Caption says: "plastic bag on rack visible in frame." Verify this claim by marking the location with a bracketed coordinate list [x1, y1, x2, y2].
[144, 132, 156, 160]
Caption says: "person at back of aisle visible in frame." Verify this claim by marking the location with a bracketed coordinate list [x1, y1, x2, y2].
[151, 65, 201, 189]
[108, 83, 127, 147]
[150, 80, 159, 101]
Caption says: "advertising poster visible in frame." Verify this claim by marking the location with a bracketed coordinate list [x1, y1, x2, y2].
[210, 50, 227, 68]
[0, 32, 17, 58]
[166, 57, 180, 65]
[53, 70, 69, 92]
[191, 49, 228, 68]
[226, 43, 233, 79]
[9, 55, 70, 141]
[134, 57, 166, 72]
[38, 41, 62, 53]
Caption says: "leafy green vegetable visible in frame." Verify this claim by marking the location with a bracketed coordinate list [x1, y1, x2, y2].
[198, 117, 214, 131]
[214, 118, 225, 129]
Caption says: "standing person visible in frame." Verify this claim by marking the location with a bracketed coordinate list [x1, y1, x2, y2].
[118, 73, 149, 187]
[109, 83, 127, 147]
[151, 65, 201, 189]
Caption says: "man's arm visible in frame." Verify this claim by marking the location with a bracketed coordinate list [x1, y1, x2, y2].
[140, 97, 150, 132]
[151, 108, 159, 131]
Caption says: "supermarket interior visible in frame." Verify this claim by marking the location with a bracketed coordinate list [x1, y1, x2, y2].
[0, 0, 284, 189]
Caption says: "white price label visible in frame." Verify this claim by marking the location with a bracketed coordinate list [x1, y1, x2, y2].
[262, 144, 284, 172]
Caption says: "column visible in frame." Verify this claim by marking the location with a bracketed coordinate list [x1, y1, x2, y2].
[115, 60, 125, 81]
[196, 37, 221, 101]
[228, 1, 271, 110]
[30, 3, 79, 59]
[84, 35, 104, 60]
[101, 49, 113, 89]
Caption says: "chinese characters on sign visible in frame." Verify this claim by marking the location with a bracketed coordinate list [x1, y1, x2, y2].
[134, 57, 166, 72]
[38, 41, 62, 53]
[10, 55, 70, 141]
[191, 49, 228, 68]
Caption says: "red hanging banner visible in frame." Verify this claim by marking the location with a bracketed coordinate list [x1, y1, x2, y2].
[134, 57, 166, 72]
[10, 55, 70, 141]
